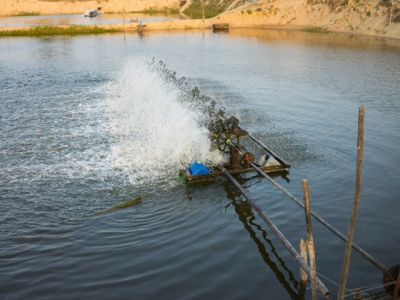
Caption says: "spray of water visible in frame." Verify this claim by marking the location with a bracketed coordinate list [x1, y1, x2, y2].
[105, 58, 224, 186]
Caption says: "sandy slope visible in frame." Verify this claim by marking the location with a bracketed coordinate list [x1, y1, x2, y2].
[0, 0, 399, 40]
[0, 0, 179, 15]
[216, 0, 400, 39]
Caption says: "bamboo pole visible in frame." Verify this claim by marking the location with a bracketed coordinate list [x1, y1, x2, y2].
[338, 106, 365, 300]
[232, 144, 387, 275]
[220, 167, 330, 298]
[96, 196, 142, 215]
[303, 179, 318, 300]
[299, 239, 308, 283]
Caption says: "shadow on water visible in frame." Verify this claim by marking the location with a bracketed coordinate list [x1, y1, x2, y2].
[221, 172, 307, 300]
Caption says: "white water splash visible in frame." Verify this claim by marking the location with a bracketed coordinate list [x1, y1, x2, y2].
[105, 58, 224, 186]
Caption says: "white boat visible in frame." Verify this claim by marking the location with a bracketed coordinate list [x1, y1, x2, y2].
[84, 9, 101, 17]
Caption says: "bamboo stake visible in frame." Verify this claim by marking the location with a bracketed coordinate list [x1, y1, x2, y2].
[299, 239, 308, 283]
[96, 196, 142, 215]
[232, 143, 387, 274]
[338, 106, 365, 300]
[303, 179, 318, 300]
[220, 167, 330, 298]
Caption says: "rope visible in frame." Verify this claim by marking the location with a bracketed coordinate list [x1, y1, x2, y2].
[313, 271, 393, 299]
[230, 142, 388, 274]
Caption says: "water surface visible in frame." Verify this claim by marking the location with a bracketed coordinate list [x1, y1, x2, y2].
[1, 28, 399, 299]
[0, 13, 182, 28]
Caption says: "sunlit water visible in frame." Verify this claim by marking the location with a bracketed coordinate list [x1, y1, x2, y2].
[1, 29, 399, 299]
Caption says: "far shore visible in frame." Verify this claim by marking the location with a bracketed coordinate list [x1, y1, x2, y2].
[1, 18, 400, 42]
[1, 0, 399, 40]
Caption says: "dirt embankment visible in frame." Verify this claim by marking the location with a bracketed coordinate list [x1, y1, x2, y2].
[217, 0, 400, 39]
[1, 0, 399, 40]
[0, 0, 180, 15]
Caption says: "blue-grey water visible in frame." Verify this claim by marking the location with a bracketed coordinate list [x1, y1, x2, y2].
[1, 28, 400, 300]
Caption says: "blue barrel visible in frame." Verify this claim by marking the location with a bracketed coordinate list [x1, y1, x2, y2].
[188, 161, 211, 175]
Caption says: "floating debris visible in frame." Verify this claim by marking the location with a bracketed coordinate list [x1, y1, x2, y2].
[96, 196, 142, 216]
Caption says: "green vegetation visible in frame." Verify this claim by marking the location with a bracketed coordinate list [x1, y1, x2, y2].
[118, 6, 180, 14]
[142, 6, 179, 14]
[247, 9, 253, 15]
[184, 0, 229, 19]
[0, 25, 122, 37]
[13, 11, 40, 16]
[303, 26, 330, 33]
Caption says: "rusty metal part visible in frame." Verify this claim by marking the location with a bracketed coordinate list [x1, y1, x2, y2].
[208, 115, 248, 153]
[383, 264, 400, 296]
[240, 152, 254, 169]
[216, 130, 239, 152]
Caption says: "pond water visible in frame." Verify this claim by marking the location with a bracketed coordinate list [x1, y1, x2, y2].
[1, 28, 399, 299]
[0, 13, 183, 28]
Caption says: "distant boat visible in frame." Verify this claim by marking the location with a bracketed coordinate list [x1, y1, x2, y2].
[212, 23, 229, 31]
[84, 9, 101, 17]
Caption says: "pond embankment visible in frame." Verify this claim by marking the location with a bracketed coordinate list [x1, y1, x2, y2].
[0, 0, 399, 39]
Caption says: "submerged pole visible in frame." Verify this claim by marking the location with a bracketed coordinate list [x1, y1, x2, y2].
[338, 106, 365, 300]
[220, 167, 330, 298]
[231, 144, 388, 275]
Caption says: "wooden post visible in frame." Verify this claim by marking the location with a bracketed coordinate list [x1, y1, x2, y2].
[299, 239, 308, 283]
[220, 167, 330, 297]
[229, 145, 242, 169]
[303, 179, 318, 300]
[392, 271, 400, 300]
[237, 143, 387, 274]
[201, 0, 205, 23]
[353, 288, 361, 300]
[338, 106, 365, 300]
[389, 0, 394, 26]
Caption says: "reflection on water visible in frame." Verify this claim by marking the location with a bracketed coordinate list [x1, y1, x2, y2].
[228, 28, 400, 50]
[0, 13, 183, 28]
[223, 174, 306, 299]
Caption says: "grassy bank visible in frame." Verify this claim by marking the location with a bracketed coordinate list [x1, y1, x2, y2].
[303, 26, 330, 33]
[0, 25, 122, 37]
[183, 0, 230, 19]
[104, 7, 180, 14]
[13, 11, 40, 16]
